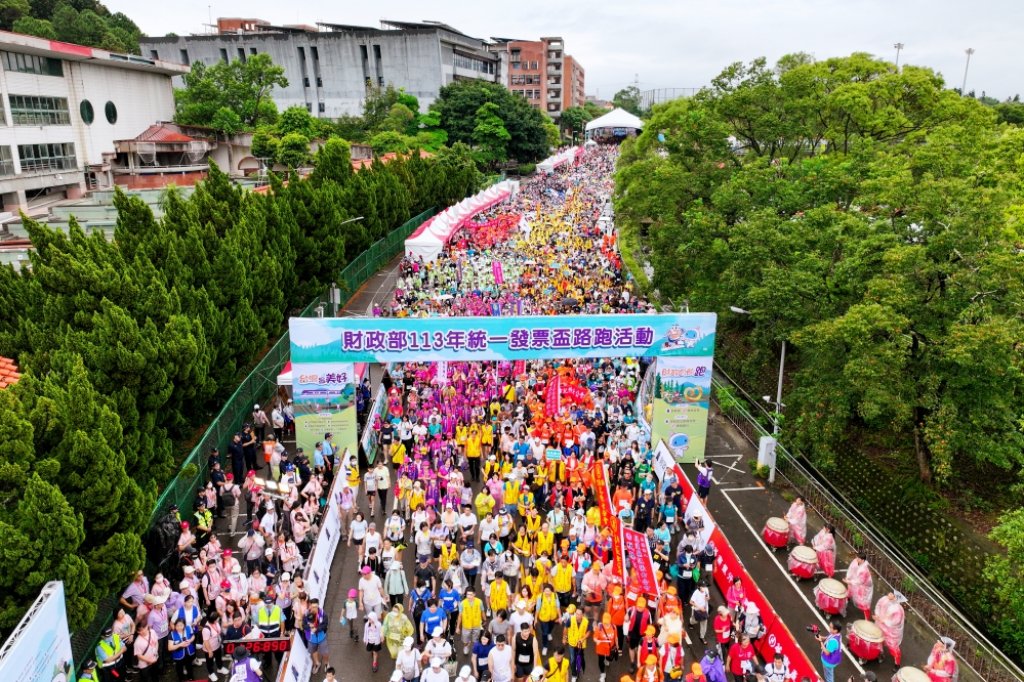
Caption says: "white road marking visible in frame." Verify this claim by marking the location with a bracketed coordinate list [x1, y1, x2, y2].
[719, 489, 867, 674]
[720, 487, 766, 493]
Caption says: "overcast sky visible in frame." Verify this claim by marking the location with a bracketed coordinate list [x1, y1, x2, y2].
[106, 0, 1023, 100]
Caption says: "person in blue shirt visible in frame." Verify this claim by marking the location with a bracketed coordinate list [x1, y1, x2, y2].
[438, 580, 462, 633]
[420, 599, 448, 641]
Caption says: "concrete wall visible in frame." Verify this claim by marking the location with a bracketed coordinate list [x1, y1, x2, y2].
[141, 30, 485, 118]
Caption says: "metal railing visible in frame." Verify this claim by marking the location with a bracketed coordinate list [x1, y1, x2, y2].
[710, 362, 1024, 682]
[72, 206, 436, 672]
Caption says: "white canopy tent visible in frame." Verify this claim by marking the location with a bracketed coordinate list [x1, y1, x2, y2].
[585, 108, 644, 136]
[536, 146, 581, 174]
[405, 180, 520, 262]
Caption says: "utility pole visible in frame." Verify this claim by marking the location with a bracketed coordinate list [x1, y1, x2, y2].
[893, 42, 904, 69]
[962, 48, 975, 96]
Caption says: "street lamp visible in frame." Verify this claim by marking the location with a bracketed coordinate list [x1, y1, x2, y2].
[962, 48, 975, 96]
[730, 305, 786, 483]
[894, 42, 904, 69]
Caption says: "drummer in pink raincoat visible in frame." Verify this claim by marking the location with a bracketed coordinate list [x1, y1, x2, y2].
[844, 551, 874, 620]
[784, 497, 807, 545]
[811, 524, 837, 578]
[873, 591, 907, 669]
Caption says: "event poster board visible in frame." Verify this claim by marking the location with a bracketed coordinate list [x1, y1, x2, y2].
[650, 356, 714, 463]
[277, 632, 313, 682]
[0, 582, 75, 682]
[289, 361, 357, 459]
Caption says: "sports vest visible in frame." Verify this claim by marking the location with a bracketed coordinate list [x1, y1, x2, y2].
[461, 598, 483, 629]
[566, 617, 588, 648]
[257, 606, 282, 636]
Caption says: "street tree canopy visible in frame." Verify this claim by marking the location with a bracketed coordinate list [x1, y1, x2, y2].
[175, 54, 288, 130]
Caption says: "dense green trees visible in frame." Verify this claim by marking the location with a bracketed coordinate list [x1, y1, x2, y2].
[175, 54, 287, 131]
[615, 52, 1024, 657]
[0, 145, 479, 631]
[433, 80, 552, 164]
[8, 0, 141, 53]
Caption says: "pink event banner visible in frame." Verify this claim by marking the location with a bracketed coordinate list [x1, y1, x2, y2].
[621, 527, 661, 598]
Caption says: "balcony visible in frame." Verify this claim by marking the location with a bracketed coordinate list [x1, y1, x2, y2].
[547, 65, 561, 74]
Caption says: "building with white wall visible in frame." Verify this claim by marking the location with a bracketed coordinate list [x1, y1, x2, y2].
[140, 19, 502, 118]
[0, 31, 187, 212]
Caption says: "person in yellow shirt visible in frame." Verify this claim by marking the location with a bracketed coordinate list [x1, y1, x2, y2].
[524, 509, 542, 539]
[391, 439, 408, 467]
[517, 485, 535, 518]
[456, 588, 485, 655]
[562, 607, 589, 682]
[512, 527, 533, 560]
[503, 479, 521, 516]
[474, 488, 496, 519]
[545, 648, 570, 682]
[536, 523, 555, 557]
[551, 557, 575, 608]
[467, 425, 483, 463]
[480, 421, 494, 459]
[488, 575, 511, 615]
[535, 584, 561, 655]
[440, 537, 459, 570]
[484, 458, 502, 482]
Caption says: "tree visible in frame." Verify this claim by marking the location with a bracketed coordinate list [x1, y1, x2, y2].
[613, 85, 643, 116]
[175, 54, 287, 130]
[381, 103, 416, 134]
[11, 14, 55, 37]
[310, 137, 353, 186]
[471, 101, 511, 166]
[368, 130, 412, 155]
[985, 509, 1024, 660]
[277, 132, 310, 169]
[559, 106, 592, 141]
[433, 81, 549, 163]
[0, 0, 30, 30]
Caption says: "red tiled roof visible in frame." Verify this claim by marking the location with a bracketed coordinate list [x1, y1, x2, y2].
[0, 356, 20, 389]
[135, 124, 197, 144]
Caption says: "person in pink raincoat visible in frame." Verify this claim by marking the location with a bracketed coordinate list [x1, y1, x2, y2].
[784, 497, 807, 545]
[844, 551, 874, 620]
[873, 591, 907, 668]
[811, 524, 837, 577]
[925, 637, 958, 682]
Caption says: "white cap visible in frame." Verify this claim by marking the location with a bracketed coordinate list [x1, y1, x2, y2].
[179, 580, 190, 589]
[281, 572, 291, 581]
[402, 636, 414, 648]
[254, 404, 260, 409]
[530, 666, 547, 681]
[459, 666, 472, 679]
[391, 672, 404, 682]
[431, 658, 443, 668]
[432, 627, 443, 637]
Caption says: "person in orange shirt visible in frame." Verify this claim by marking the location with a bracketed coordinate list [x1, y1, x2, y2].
[657, 586, 682, 621]
[611, 485, 634, 517]
[636, 654, 662, 682]
[593, 613, 619, 682]
[606, 586, 627, 636]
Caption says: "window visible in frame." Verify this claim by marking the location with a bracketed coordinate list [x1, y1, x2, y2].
[180, 49, 190, 65]
[9, 95, 71, 125]
[0, 147, 13, 176]
[1, 51, 63, 76]
[17, 142, 77, 172]
[249, 48, 257, 55]
[237, 48, 246, 62]
[219, 48, 228, 63]
[511, 61, 520, 70]
[298, 46, 306, 61]
[454, 52, 495, 74]
[303, 77, 310, 88]
[149, 49, 159, 60]
[311, 46, 319, 61]
[531, 61, 538, 69]
[79, 100, 94, 125]
[104, 101, 117, 124]
[318, 102, 325, 113]
[305, 102, 311, 112]
[316, 77, 323, 87]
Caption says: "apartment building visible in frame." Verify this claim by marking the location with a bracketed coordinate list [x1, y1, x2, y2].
[494, 36, 585, 119]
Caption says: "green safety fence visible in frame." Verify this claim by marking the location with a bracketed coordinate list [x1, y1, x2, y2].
[72, 206, 436, 671]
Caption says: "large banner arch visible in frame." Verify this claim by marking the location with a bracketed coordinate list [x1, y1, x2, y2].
[289, 313, 716, 461]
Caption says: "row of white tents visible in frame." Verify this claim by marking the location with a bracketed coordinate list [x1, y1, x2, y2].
[404, 180, 520, 262]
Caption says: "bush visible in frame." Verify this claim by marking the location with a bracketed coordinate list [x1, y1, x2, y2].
[517, 163, 536, 175]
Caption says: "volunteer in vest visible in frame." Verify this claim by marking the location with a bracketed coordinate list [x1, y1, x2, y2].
[636, 654, 662, 682]
[534, 585, 561, 656]
[659, 631, 686, 681]
[562, 606, 589, 682]
[168, 618, 196, 682]
[593, 613, 618, 682]
[544, 647, 570, 682]
[94, 625, 126, 682]
[514, 622, 541, 682]
[683, 663, 706, 682]
[256, 594, 286, 669]
[230, 645, 263, 682]
[624, 597, 651, 669]
[817, 621, 843, 682]
[78, 660, 100, 682]
[458, 588, 486, 655]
